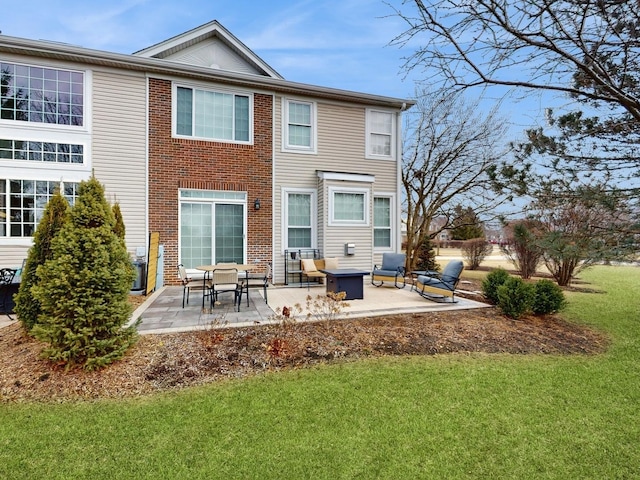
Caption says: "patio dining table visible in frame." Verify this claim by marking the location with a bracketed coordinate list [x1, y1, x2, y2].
[196, 264, 255, 309]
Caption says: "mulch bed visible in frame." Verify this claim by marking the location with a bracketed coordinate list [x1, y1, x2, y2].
[0, 303, 608, 402]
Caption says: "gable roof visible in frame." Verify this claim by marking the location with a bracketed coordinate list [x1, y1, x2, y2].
[0, 26, 414, 110]
[133, 20, 283, 79]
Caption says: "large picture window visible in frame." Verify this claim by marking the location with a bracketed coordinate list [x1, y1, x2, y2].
[175, 86, 251, 143]
[329, 187, 369, 226]
[284, 99, 315, 152]
[0, 179, 78, 237]
[0, 62, 84, 126]
[366, 109, 394, 159]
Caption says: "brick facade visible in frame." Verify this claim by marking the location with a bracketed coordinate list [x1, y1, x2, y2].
[148, 78, 273, 285]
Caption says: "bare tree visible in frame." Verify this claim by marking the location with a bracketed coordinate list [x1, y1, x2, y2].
[403, 89, 511, 271]
[391, 0, 640, 121]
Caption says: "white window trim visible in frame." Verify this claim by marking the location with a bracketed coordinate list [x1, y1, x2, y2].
[177, 189, 248, 273]
[373, 193, 396, 252]
[172, 82, 254, 145]
[365, 108, 395, 160]
[281, 187, 317, 252]
[328, 186, 370, 227]
[282, 98, 317, 154]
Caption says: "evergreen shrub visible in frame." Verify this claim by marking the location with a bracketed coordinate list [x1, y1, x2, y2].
[481, 268, 510, 305]
[497, 277, 535, 319]
[532, 279, 567, 315]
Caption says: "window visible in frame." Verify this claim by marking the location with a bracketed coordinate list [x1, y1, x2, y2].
[0, 179, 78, 237]
[329, 187, 369, 225]
[175, 86, 251, 142]
[284, 99, 315, 152]
[366, 109, 394, 158]
[374, 196, 392, 249]
[284, 190, 315, 249]
[0, 139, 84, 164]
[0, 62, 84, 126]
[179, 190, 246, 268]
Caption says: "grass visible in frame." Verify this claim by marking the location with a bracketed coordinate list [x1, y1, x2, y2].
[1, 266, 639, 479]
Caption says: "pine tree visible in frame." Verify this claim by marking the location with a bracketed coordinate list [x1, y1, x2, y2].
[112, 202, 125, 241]
[31, 176, 137, 370]
[14, 190, 70, 332]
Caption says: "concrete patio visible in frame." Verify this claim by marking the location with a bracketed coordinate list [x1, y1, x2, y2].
[131, 280, 489, 334]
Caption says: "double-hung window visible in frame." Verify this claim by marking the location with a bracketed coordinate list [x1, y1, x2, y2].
[284, 189, 315, 250]
[366, 109, 394, 159]
[176, 85, 251, 143]
[283, 99, 316, 153]
[373, 196, 393, 249]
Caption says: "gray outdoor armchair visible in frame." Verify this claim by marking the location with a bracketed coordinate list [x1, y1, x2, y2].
[371, 253, 406, 289]
[414, 260, 464, 302]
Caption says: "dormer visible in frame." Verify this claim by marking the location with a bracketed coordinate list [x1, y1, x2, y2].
[133, 20, 283, 79]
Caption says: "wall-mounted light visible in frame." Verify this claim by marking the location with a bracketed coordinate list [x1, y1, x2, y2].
[254, 198, 261, 210]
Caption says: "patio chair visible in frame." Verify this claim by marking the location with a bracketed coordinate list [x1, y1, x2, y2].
[413, 260, 464, 303]
[301, 258, 325, 290]
[239, 262, 271, 306]
[371, 253, 406, 288]
[178, 264, 206, 308]
[206, 267, 242, 311]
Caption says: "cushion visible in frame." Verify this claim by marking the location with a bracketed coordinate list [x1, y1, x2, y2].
[301, 258, 318, 272]
[381, 253, 406, 271]
[324, 257, 339, 270]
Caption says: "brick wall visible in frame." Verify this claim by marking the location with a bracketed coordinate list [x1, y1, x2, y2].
[148, 78, 273, 285]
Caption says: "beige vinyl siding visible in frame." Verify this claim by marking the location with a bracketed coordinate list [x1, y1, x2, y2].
[0, 248, 29, 269]
[91, 70, 147, 256]
[273, 96, 400, 283]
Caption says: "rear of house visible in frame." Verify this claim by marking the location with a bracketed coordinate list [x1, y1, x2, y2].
[0, 20, 412, 287]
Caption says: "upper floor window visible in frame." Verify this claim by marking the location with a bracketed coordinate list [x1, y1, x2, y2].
[0, 179, 78, 237]
[0, 62, 84, 126]
[0, 139, 84, 164]
[175, 85, 251, 143]
[284, 99, 316, 153]
[366, 109, 395, 159]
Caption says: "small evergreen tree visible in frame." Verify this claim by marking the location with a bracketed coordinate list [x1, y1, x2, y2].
[112, 202, 126, 241]
[31, 176, 137, 370]
[414, 236, 439, 272]
[14, 190, 70, 332]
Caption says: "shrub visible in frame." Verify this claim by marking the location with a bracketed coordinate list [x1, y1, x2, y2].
[14, 190, 70, 332]
[532, 279, 567, 315]
[497, 277, 535, 319]
[461, 238, 493, 270]
[31, 176, 137, 370]
[481, 268, 511, 305]
[414, 237, 438, 272]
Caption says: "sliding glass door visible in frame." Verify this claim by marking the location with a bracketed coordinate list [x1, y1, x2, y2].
[180, 191, 246, 268]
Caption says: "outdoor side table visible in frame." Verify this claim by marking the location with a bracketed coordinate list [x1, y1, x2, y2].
[320, 269, 369, 300]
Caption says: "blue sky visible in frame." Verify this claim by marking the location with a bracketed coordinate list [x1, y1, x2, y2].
[2, 0, 554, 142]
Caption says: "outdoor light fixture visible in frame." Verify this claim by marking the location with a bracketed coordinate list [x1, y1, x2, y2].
[254, 198, 261, 210]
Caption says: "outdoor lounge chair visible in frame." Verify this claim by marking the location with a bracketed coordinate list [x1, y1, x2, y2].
[414, 260, 464, 302]
[301, 258, 326, 289]
[371, 253, 406, 288]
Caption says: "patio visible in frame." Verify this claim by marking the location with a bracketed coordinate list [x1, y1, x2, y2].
[132, 280, 489, 334]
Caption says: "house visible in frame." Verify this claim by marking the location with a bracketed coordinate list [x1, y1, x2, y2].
[0, 20, 413, 287]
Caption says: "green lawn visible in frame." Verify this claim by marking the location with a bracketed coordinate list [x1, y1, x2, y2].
[1, 266, 639, 479]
